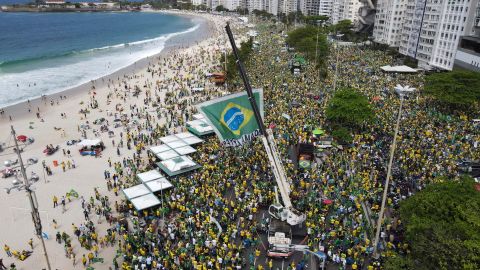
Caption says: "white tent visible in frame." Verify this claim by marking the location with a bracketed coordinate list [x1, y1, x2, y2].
[155, 149, 179, 161]
[149, 144, 171, 154]
[186, 119, 213, 135]
[137, 170, 164, 183]
[182, 136, 204, 145]
[145, 178, 173, 192]
[174, 145, 196, 155]
[192, 87, 204, 92]
[192, 113, 205, 120]
[159, 135, 178, 144]
[175, 132, 195, 139]
[157, 155, 201, 176]
[166, 140, 188, 148]
[130, 193, 161, 211]
[380, 65, 418, 73]
[77, 139, 102, 147]
[162, 156, 196, 171]
[122, 184, 151, 199]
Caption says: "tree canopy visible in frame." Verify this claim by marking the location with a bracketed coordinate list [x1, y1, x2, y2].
[286, 26, 329, 70]
[386, 177, 480, 269]
[223, 38, 253, 81]
[304, 15, 329, 26]
[424, 70, 480, 110]
[325, 88, 375, 128]
[252, 9, 274, 20]
[215, 5, 228, 12]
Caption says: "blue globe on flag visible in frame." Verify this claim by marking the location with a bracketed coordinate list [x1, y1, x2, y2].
[223, 107, 244, 132]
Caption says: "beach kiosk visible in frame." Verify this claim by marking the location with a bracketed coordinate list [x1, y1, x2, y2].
[187, 114, 214, 136]
[78, 139, 105, 156]
[122, 184, 161, 211]
[156, 156, 201, 177]
[130, 193, 161, 211]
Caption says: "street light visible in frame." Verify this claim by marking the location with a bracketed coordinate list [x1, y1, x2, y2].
[372, 85, 415, 258]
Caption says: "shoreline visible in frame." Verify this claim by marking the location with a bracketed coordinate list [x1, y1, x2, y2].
[0, 11, 215, 120]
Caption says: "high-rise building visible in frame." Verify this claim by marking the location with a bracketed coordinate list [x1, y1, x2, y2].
[300, 0, 320, 15]
[223, 0, 242, 10]
[331, 0, 364, 24]
[400, 0, 475, 70]
[319, 0, 334, 17]
[455, 0, 480, 71]
[373, 0, 407, 47]
[373, 0, 479, 71]
[298, 0, 333, 19]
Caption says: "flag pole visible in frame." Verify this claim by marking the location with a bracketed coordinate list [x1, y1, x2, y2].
[225, 23, 266, 137]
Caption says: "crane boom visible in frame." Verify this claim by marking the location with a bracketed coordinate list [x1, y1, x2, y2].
[262, 129, 291, 208]
[224, 23, 305, 226]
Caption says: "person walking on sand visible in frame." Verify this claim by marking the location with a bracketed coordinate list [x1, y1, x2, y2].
[53, 196, 58, 208]
[0, 258, 6, 270]
[3, 245, 11, 257]
[28, 238, 33, 250]
[82, 254, 87, 267]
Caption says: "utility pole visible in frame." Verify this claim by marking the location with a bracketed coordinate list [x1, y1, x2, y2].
[11, 126, 52, 270]
[315, 20, 321, 93]
[332, 42, 339, 93]
[372, 95, 404, 258]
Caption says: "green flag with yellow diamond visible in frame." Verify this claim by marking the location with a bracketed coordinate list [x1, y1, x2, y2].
[196, 89, 263, 147]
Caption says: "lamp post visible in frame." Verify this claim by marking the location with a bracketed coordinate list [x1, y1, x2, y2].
[10, 126, 52, 270]
[372, 85, 415, 258]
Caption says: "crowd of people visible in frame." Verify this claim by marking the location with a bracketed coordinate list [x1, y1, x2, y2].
[3, 15, 478, 270]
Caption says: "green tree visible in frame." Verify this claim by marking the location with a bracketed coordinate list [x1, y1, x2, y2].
[424, 70, 480, 110]
[325, 88, 374, 128]
[286, 26, 329, 69]
[386, 177, 480, 269]
[235, 7, 248, 15]
[223, 38, 253, 82]
[304, 15, 329, 26]
[331, 19, 353, 36]
[215, 5, 227, 12]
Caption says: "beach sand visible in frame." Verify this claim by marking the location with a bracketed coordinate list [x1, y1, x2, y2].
[0, 11, 244, 270]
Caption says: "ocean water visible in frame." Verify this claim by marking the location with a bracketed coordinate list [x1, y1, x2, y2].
[0, 12, 198, 108]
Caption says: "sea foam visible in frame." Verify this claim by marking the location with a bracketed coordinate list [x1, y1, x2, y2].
[0, 23, 199, 108]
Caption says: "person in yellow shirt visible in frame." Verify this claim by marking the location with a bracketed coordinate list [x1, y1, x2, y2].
[4, 244, 11, 257]
[87, 252, 94, 263]
[82, 254, 87, 267]
[92, 244, 99, 257]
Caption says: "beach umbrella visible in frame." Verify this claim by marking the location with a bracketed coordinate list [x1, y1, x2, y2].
[312, 128, 324, 136]
[17, 135, 27, 142]
[323, 199, 333, 205]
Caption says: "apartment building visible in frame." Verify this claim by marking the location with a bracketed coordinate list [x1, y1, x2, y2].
[455, 0, 480, 70]
[400, 0, 475, 70]
[319, 0, 334, 16]
[191, 0, 242, 10]
[331, 0, 364, 24]
[299, 0, 319, 15]
[373, 0, 407, 47]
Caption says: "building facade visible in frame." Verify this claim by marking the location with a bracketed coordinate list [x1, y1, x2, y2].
[331, 0, 364, 24]
[455, 0, 480, 71]
[319, 0, 334, 16]
[373, 0, 407, 47]
[373, 0, 478, 71]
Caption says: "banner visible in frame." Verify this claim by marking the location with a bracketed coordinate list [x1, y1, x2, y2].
[196, 89, 263, 146]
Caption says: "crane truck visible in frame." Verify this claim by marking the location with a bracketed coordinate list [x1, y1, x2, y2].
[262, 129, 306, 257]
[224, 23, 306, 258]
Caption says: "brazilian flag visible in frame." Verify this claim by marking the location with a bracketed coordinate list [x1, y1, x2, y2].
[196, 89, 264, 147]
